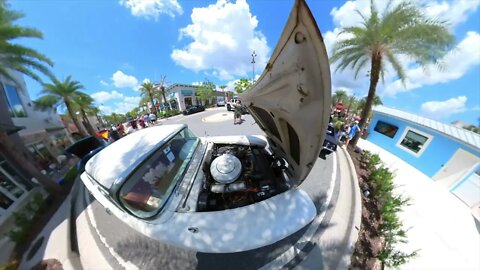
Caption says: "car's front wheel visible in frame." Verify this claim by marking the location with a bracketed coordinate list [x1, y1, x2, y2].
[226, 104, 231, 111]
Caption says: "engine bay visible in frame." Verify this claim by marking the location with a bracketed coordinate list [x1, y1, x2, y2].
[197, 143, 289, 212]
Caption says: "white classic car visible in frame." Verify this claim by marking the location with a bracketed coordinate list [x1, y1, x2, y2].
[80, 0, 331, 253]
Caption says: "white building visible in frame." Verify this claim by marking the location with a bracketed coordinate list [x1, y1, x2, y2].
[0, 71, 71, 231]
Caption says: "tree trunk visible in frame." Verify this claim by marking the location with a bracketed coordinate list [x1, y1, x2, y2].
[65, 100, 87, 138]
[350, 52, 382, 147]
[81, 109, 97, 136]
[148, 90, 157, 115]
[161, 87, 171, 111]
[0, 130, 60, 192]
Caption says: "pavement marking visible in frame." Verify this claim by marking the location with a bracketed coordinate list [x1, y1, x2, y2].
[84, 190, 139, 270]
[259, 152, 338, 270]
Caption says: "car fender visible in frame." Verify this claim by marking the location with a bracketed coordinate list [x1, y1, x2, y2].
[147, 188, 316, 253]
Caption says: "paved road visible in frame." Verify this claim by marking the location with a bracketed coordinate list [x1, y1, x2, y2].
[73, 107, 340, 269]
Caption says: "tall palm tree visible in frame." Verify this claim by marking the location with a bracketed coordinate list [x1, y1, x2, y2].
[36, 76, 87, 137]
[331, 1, 454, 146]
[140, 81, 157, 115]
[156, 75, 170, 111]
[72, 92, 97, 136]
[0, 1, 59, 190]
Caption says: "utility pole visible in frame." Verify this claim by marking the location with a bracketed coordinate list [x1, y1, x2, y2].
[251, 50, 257, 84]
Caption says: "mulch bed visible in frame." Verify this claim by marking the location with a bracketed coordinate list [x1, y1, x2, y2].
[347, 147, 383, 270]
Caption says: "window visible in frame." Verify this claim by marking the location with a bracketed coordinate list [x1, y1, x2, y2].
[119, 128, 199, 218]
[3, 84, 27, 118]
[374, 121, 398, 138]
[397, 127, 432, 156]
[0, 157, 28, 210]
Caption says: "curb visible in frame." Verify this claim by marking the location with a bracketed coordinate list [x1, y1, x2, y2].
[339, 147, 362, 268]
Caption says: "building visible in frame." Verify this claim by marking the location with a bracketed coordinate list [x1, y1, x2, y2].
[366, 106, 480, 211]
[165, 83, 229, 111]
[0, 71, 71, 228]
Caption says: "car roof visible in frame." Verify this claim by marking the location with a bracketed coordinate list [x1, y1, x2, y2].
[84, 124, 186, 189]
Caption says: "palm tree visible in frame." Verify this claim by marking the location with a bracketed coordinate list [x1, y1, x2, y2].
[36, 76, 88, 137]
[140, 81, 156, 115]
[332, 89, 348, 106]
[0, 1, 59, 190]
[356, 95, 383, 116]
[72, 92, 97, 136]
[0, 0, 54, 85]
[155, 75, 170, 111]
[331, 1, 454, 146]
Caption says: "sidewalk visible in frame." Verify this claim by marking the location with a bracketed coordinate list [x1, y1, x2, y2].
[296, 147, 362, 269]
[19, 193, 81, 270]
[357, 139, 480, 269]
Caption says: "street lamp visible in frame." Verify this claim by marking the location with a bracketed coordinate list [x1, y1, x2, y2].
[251, 50, 257, 84]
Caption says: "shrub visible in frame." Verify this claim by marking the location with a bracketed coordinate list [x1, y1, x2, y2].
[7, 193, 47, 245]
[361, 151, 417, 268]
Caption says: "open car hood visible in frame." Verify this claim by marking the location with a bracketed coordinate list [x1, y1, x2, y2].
[241, 0, 331, 186]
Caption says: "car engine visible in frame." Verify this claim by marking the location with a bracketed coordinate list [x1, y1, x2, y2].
[197, 143, 289, 212]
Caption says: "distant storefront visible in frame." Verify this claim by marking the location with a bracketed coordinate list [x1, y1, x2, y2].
[367, 106, 480, 211]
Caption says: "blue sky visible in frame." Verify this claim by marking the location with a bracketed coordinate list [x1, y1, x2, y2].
[10, 0, 480, 125]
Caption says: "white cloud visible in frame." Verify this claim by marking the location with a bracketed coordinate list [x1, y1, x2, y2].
[100, 80, 109, 86]
[99, 105, 113, 115]
[104, 96, 142, 115]
[123, 96, 142, 104]
[423, 0, 480, 29]
[112, 70, 139, 89]
[385, 31, 480, 96]
[171, 0, 270, 80]
[421, 96, 467, 118]
[114, 96, 142, 114]
[119, 0, 183, 19]
[91, 90, 124, 103]
[326, 0, 480, 98]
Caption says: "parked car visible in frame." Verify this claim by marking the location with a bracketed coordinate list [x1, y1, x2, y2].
[216, 96, 226, 106]
[319, 124, 337, 159]
[65, 136, 107, 172]
[226, 96, 239, 111]
[80, 0, 330, 253]
[183, 105, 205, 115]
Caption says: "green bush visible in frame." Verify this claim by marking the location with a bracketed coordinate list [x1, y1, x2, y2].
[7, 193, 47, 245]
[63, 166, 78, 183]
[361, 151, 417, 268]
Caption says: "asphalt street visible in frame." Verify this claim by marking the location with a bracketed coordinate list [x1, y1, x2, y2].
[73, 107, 340, 269]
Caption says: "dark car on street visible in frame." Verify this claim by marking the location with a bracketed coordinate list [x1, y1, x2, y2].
[183, 105, 205, 115]
[319, 124, 337, 159]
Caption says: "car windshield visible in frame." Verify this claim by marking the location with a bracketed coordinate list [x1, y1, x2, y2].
[119, 128, 199, 218]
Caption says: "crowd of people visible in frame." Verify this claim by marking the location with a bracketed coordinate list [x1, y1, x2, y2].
[107, 112, 158, 142]
[330, 109, 363, 148]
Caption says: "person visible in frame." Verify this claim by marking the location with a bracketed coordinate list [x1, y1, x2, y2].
[233, 100, 242, 124]
[116, 123, 125, 137]
[143, 114, 149, 127]
[345, 120, 361, 147]
[129, 118, 138, 130]
[109, 126, 120, 142]
[149, 112, 156, 125]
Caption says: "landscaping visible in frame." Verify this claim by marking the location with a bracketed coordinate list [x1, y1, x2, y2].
[348, 148, 417, 269]
[2, 166, 79, 269]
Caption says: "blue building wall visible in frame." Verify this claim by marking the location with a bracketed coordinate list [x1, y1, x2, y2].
[367, 113, 480, 177]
